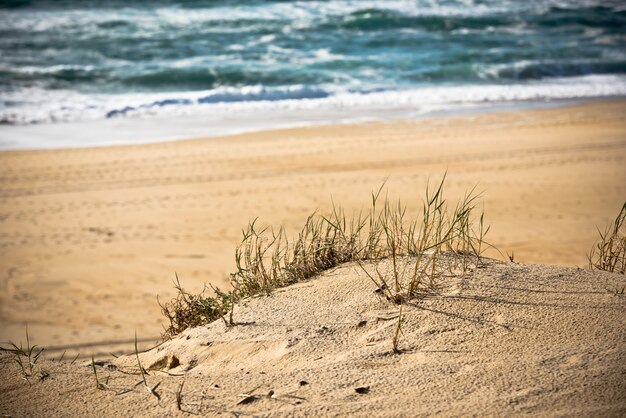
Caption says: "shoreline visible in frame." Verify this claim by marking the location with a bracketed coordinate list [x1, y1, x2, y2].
[1, 98, 625, 356]
[1, 96, 625, 152]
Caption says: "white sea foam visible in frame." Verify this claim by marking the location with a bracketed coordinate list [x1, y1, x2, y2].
[2, 74, 625, 126]
[1, 74, 625, 149]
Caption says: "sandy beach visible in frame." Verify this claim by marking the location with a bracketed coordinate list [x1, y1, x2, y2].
[1, 100, 626, 417]
[1, 99, 625, 358]
[3, 1, 626, 414]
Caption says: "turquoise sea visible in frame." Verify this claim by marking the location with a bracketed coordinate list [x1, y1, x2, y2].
[0, 0, 625, 147]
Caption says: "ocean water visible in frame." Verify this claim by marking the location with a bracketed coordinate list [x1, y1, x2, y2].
[0, 0, 625, 147]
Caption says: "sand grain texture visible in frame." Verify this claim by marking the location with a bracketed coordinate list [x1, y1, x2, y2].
[1, 259, 625, 417]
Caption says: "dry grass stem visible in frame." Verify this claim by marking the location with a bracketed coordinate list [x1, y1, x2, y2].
[134, 331, 162, 401]
[589, 202, 626, 274]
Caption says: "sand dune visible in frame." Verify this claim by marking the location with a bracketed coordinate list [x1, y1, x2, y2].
[1, 258, 625, 416]
[0, 100, 625, 358]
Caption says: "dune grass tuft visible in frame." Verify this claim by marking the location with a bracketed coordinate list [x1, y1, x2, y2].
[588, 202, 626, 275]
[159, 274, 233, 339]
[0, 327, 49, 384]
[159, 177, 492, 338]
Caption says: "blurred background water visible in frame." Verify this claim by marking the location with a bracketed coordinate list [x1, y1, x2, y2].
[1, 0, 625, 146]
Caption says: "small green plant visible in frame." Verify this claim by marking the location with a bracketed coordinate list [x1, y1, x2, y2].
[589, 202, 626, 274]
[176, 380, 185, 411]
[357, 176, 488, 305]
[354, 177, 489, 352]
[91, 355, 109, 390]
[0, 327, 49, 384]
[507, 251, 515, 262]
[392, 304, 405, 353]
[88, 336, 155, 397]
[134, 331, 162, 401]
[159, 273, 233, 338]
